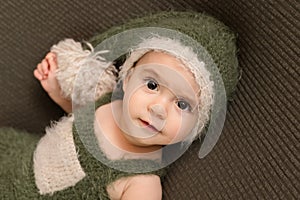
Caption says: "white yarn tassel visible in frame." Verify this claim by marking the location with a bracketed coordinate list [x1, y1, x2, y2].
[50, 39, 117, 106]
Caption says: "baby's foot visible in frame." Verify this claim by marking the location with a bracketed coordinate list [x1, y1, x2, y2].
[34, 52, 60, 96]
[34, 52, 56, 80]
[34, 52, 72, 112]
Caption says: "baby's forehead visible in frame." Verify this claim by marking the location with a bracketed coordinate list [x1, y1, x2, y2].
[132, 63, 200, 106]
[135, 51, 200, 94]
[136, 51, 183, 66]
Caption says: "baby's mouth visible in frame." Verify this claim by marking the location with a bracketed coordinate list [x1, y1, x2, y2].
[139, 119, 159, 132]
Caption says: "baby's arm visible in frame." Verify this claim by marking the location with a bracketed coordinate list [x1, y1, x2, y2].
[34, 52, 72, 113]
[107, 175, 162, 200]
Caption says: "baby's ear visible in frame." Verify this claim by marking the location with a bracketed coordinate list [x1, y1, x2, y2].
[122, 77, 127, 92]
[122, 67, 134, 92]
[122, 74, 130, 92]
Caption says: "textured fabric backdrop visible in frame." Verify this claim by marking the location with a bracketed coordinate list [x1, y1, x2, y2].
[0, 0, 299, 199]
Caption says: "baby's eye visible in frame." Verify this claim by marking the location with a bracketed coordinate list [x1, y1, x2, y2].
[177, 100, 191, 111]
[146, 79, 159, 91]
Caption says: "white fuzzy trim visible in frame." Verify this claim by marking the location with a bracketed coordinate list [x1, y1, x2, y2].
[33, 115, 86, 195]
[120, 37, 214, 142]
[51, 39, 117, 106]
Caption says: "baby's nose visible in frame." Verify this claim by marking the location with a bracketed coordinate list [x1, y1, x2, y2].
[150, 104, 167, 120]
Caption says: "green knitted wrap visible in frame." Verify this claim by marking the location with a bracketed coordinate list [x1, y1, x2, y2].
[0, 128, 40, 200]
[0, 93, 165, 200]
[73, 92, 167, 199]
[90, 11, 239, 99]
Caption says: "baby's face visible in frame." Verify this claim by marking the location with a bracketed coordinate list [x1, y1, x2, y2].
[120, 51, 199, 146]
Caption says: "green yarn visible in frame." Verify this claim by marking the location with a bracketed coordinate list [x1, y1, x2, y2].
[90, 11, 240, 100]
[0, 128, 40, 200]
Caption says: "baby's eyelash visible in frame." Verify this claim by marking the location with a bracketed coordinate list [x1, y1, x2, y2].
[144, 78, 159, 91]
[143, 77, 157, 82]
[176, 99, 192, 112]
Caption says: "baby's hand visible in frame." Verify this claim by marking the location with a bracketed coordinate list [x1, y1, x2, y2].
[34, 52, 61, 98]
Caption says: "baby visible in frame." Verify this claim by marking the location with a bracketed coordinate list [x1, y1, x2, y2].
[1, 12, 239, 200]
[33, 35, 214, 199]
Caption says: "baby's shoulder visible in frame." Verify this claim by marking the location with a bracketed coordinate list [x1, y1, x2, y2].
[95, 99, 122, 120]
[107, 174, 162, 199]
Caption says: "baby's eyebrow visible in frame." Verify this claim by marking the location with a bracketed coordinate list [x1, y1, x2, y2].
[143, 68, 160, 77]
[177, 94, 198, 108]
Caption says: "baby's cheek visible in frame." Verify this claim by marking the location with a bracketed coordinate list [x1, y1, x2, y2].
[127, 91, 145, 113]
[173, 116, 197, 142]
[165, 117, 187, 143]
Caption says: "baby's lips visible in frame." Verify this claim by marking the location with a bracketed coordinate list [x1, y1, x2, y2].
[148, 124, 160, 133]
[139, 119, 160, 133]
[150, 118, 166, 132]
